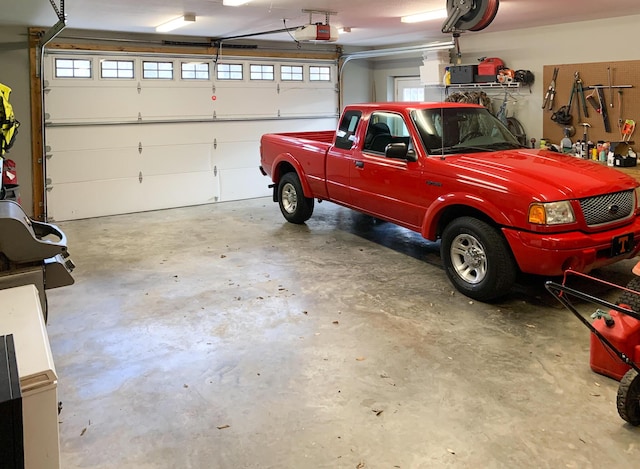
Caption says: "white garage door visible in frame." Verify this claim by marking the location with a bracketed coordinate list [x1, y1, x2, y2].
[43, 52, 338, 221]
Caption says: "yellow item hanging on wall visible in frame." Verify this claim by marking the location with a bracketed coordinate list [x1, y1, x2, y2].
[0, 83, 20, 156]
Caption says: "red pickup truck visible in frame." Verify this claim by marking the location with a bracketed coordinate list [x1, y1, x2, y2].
[259, 102, 640, 301]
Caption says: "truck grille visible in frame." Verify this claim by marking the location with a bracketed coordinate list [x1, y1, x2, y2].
[579, 190, 635, 227]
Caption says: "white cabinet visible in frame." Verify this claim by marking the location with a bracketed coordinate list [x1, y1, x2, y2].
[0, 285, 60, 469]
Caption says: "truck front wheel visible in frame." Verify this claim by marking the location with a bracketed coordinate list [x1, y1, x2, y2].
[441, 217, 516, 301]
[278, 172, 314, 224]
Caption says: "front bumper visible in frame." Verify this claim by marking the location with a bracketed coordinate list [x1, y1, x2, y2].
[503, 218, 640, 276]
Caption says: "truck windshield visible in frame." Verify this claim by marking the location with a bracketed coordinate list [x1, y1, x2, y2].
[410, 107, 521, 155]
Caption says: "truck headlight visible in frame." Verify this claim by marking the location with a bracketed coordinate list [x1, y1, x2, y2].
[528, 201, 575, 225]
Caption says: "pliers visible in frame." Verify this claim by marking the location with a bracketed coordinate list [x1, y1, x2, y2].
[542, 67, 559, 110]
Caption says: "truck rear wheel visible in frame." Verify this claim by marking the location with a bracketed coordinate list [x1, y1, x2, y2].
[278, 172, 314, 224]
[441, 216, 516, 301]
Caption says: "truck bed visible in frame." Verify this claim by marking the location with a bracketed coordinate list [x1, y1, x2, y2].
[263, 130, 335, 144]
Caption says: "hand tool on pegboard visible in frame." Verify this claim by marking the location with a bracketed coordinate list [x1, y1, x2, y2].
[586, 83, 634, 133]
[586, 85, 611, 133]
[571, 72, 589, 120]
[621, 120, 636, 142]
[542, 67, 559, 110]
[608, 67, 614, 108]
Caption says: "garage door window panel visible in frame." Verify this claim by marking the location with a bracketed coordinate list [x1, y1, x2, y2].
[250, 64, 274, 81]
[309, 66, 331, 82]
[143, 61, 174, 79]
[281, 65, 303, 81]
[100, 60, 134, 79]
[182, 62, 210, 80]
[55, 58, 92, 78]
[217, 63, 243, 80]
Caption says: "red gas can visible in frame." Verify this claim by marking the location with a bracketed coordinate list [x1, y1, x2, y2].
[589, 309, 640, 380]
[477, 57, 505, 76]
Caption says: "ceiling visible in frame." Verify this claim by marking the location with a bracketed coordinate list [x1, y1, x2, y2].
[3, 0, 640, 47]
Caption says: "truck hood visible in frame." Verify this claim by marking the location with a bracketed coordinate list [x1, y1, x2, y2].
[442, 148, 637, 201]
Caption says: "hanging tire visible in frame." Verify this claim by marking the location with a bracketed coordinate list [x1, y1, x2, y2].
[441, 216, 517, 301]
[277, 172, 314, 224]
[617, 368, 640, 426]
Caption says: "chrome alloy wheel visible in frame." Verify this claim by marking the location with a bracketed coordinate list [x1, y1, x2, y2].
[450, 233, 487, 284]
[281, 182, 298, 214]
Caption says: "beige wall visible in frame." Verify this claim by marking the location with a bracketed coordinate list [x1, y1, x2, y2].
[371, 14, 640, 147]
[0, 26, 33, 216]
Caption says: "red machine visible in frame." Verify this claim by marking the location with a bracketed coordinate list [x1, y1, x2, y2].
[546, 269, 640, 426]
[0, 157, 20, 203]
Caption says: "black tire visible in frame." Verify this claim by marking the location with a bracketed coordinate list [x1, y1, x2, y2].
[618, 276, 640, 312]
[277, 172, 314, 224]
[617, 368, 640, 426]
[441, 216, 517, 301]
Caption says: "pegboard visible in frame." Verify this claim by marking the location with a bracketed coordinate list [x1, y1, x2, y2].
[542, 60, 638, 147]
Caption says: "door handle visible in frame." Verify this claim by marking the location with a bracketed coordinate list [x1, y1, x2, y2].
[355, 160, 364, 168]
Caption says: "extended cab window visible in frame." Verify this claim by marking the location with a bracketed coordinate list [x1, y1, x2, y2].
[335, 110, 362, 150]
[363, 112, 411, 154]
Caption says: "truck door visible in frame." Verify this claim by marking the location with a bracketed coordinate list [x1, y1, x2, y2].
[349, 111, 426, 231]
[325, 109, 362, 205]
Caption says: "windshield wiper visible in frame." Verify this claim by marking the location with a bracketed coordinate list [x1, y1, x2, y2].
[481, 142, 521, 150]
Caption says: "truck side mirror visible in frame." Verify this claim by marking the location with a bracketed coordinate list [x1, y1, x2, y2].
[386, 143, 417, 162]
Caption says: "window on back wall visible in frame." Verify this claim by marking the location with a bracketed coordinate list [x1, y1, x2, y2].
[216, 63, 243, 80]
[309, 66, 331, 82]
[182, 62, 210, 80]
[143, 61, 174, 79]
[55, 58, 92, 78]
[280, 65, 303, 81]
[250, 64, 274, 81]
[100, 60, 134, 79]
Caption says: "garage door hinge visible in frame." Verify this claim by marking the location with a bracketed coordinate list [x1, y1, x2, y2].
[214, 166, 217, 176]
[138, 112, 142, 122]
[214, 138, 217, 150]
[212, 84, 216, 94]
[138, 142, 143, 154]
[139, 171, 143, 183]
[45, 178, 53, 191]
[45, 145, 52, 160]
[278, 109, 281, 117]
[213, 110, 217, 120]
[137, 82, 142, 94]
[277, 83, 280, 94]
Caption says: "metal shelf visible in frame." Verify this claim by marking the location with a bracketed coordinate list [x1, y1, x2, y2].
[446, 82, 520, 89]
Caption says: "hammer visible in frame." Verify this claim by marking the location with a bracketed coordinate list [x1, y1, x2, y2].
[579, 122, 591, 158]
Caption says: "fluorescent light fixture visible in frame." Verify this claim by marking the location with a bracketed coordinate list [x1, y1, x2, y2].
[155, 14, 196, 32]
[223, 0, 252, 5]
[401, 9, 448, 23]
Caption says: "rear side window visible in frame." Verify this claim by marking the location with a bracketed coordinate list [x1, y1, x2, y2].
[335, 110, 362, 150]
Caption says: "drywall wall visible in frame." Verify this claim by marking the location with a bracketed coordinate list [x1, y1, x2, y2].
[340, 55, 372, 106]
[0, 26, 33, 216]
[371, 13, 640, 149]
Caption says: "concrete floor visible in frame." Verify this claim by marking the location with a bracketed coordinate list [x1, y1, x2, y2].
[45, 197, 640, 468]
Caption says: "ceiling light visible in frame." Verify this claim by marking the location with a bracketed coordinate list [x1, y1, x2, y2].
[401, 9, 448, 23]
[155, 14, 196, 33]
[223, 0, 252, 6]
